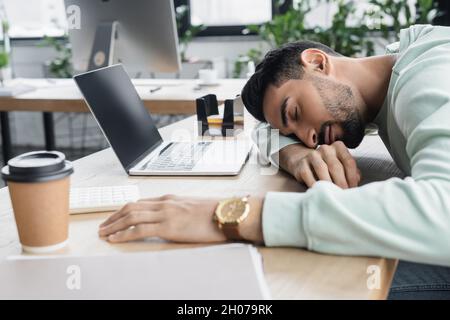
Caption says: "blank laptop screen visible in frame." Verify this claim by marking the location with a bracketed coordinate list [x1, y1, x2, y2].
[74, 64, 162, 170]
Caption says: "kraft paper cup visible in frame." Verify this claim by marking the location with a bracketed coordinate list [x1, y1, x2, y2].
[2, 151, 74, 253]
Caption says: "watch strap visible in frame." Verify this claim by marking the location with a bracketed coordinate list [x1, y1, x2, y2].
[221, 223, 243, 241]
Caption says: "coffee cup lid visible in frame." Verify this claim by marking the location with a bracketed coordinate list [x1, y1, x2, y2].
[1, 151, 74, 183]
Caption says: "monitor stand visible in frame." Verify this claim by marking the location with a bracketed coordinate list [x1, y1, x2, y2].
[88, 21, 118, 70]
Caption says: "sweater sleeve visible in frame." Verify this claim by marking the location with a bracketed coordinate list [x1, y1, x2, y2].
[251, 122, 301, 167]
[262, 102, 450, 267]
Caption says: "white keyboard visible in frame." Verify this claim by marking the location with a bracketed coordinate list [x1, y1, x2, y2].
[69, 185, 140, 214]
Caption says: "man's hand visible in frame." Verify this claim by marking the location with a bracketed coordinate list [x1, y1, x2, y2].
[280, 141, 361, 189]
[98, 195, 264, 244]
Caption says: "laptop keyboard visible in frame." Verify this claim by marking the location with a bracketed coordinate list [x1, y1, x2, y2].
[142, 142, 212, 171]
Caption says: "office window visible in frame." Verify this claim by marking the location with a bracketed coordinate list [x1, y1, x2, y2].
[176, 0, 290, 37]
[1, 0, 66, 38]
[190, 0, 272, 26]
[1, 0, 447, 39]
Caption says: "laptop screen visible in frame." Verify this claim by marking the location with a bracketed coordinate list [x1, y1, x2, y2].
[74, 64, 163, 170]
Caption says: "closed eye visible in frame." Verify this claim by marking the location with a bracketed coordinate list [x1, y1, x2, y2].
[295, 107, 298, 121]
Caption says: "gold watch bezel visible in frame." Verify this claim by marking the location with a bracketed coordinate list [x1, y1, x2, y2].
[215, 196, 250, 226]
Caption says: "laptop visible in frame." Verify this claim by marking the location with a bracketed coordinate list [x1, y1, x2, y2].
[73, 64, 251, 176]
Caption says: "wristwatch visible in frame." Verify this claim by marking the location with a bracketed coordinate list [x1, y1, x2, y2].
[214, 196, 250, 241]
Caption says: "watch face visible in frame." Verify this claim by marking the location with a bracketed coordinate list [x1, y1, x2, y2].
[220, 199, 247, 223]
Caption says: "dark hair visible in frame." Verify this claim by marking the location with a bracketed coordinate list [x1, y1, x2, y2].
[241, 41, 339, 122]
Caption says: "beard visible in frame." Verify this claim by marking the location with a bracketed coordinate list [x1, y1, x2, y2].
[312, 76, 366, 148]
[322, 113, 365, 148]
[340, 113, 365, 148]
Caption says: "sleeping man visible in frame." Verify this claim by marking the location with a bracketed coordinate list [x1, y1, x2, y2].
[99, 25, 450, 299]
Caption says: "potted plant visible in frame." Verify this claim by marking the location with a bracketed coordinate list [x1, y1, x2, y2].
[368, 0, 440, 41]
[0, 19, 12, 85]
[41, 35, 73, 78]
[175, 4, 206, 63]
[233, 0, 441, 78]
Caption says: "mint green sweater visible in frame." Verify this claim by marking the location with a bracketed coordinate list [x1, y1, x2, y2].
[255, 25, 450, 266]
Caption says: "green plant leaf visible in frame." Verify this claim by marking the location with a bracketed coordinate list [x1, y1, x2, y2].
[0, 52, 8, 68]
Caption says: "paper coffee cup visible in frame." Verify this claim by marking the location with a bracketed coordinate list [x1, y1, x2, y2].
[1, 151, 74, 253]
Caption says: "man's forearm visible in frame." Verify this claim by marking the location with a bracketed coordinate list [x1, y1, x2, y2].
[239, 196, 264, 244]
[276, 141, 361, 188]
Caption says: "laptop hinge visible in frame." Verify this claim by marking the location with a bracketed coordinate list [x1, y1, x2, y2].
[125, 139, 163, 172]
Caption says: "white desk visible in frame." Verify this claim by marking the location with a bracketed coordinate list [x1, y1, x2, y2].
[0, 115, 402, 299]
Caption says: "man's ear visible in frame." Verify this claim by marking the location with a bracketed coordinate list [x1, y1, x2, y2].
[300, 49, 330, 75]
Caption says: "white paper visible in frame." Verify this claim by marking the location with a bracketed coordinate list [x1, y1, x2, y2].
[0, 244, 271, 300]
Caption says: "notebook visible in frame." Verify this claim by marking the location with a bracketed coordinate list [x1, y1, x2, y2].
[0, 244, 271, 300]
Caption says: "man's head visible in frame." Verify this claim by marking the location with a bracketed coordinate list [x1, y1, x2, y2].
[241, 41, 366, 149]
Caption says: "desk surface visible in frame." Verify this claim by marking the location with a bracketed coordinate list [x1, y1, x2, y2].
[0, 115, 401, 299]
[0, 78, 246, 114]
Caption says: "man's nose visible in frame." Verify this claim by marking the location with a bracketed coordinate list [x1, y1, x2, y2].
[296, 127, 317, 148]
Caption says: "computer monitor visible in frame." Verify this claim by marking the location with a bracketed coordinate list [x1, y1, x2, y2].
[64, 0, 181, 74]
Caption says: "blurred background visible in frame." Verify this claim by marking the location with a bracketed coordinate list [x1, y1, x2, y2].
[0, 0, 448, 174]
